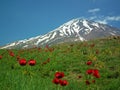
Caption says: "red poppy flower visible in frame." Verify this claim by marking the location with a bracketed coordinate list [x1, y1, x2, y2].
[92, 69, 100, 78]
[28, 59, 36, 66]
[19, 59, 27, 66]
[55, 72, 64, 79]
[85, 80, 90, 85]
[0, 55, 2, 59]
[86, 69, 93, 75]
[52, 78, 60, 85]
[9, 51, 15, 57]
[59, 80, 68, 86]
[86, 61, 92, 65]
[93, 73, 100, 78]
[93, 69, 99, 73]
[93, 72, 100, 78]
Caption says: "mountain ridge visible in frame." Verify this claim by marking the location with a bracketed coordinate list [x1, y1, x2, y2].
[1, 18, 120, 49]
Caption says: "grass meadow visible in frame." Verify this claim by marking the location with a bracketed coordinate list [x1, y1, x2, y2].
[0, 37, 120, 90]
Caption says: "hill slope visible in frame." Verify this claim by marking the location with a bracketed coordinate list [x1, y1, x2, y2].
[0, 36, 120, 90]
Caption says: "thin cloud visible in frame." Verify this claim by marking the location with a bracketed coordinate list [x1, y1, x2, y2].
[80, 15, 120, 25]
[88, 8, 100, 13]
[98, 16, 120, 24]
[89, 16, 97, 20]
[95, 20, 108, 24]
[106, 16, 120, 21]
[88, 16, 120, 24]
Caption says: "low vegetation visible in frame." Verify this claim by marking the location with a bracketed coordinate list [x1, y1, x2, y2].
[0, 36, 120, 90]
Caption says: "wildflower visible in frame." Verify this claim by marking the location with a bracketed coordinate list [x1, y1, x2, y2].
[93, 69, 100, 78]
[86, 61, 92, 65]
[86, 69, 93, 75]
[28, 59, 36, 66]
[86, 69, 100, 78]
[85, 80, 90, 85]
[19, 59, 27, 66]
[9, 51, 15, 57]
[52, 71, 68, 86]
[59, 80, 68, 86]
[52, 78, 60, 85]
[55, 72, 64, 79]
[0, 55, 2, 59]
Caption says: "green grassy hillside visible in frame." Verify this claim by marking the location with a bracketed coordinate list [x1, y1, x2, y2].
[0, 36, 120, 90]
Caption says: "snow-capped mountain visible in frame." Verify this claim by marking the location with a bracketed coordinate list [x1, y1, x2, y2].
[1, 18, 120, 49]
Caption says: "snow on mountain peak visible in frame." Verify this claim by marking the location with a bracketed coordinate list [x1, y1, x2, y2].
[0, 18, 120, 49]
[83, 20, 92, 30]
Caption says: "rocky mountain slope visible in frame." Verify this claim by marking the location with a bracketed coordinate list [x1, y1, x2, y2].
[1, 18, 120, 49]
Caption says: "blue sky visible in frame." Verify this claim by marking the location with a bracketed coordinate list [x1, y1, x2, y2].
[0, 0, 120, 46]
